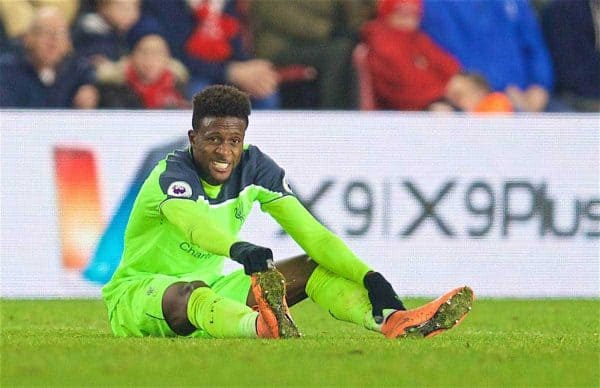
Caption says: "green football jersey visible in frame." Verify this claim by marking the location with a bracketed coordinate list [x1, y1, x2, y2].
[102, 144, 371, 314]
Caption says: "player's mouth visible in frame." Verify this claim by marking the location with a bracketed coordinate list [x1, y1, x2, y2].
[210, 160, 232, 177]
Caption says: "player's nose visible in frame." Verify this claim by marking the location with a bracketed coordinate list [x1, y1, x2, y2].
[214, 144, 232, 158]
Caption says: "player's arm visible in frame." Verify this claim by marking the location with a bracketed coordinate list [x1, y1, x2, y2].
[261, 195, 371, 284]
[160, 199, 272, 274]
[253, 144, 404, 320]
[262, 195, 406, 321]
[161, 198, 236, 256]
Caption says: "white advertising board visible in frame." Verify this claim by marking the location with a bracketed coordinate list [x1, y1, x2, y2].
[1, 110, 598, 298]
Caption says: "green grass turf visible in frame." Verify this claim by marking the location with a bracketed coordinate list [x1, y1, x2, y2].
[1, 298, 598, 387]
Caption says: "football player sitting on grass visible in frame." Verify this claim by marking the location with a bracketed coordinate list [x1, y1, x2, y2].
[102, 84, 473, 339]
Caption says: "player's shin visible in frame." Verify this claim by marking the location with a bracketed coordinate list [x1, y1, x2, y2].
[306, 265, 383, 332]
[187, 287, 258, 338]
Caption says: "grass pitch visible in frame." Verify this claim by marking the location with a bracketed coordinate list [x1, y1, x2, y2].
[1, 298, 598, 387]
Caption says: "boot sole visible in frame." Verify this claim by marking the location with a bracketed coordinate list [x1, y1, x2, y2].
[254, 269, 301, 338]
[402, 286, 473, 338]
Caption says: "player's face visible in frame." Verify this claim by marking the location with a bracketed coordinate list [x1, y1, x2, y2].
[188, 116, 246, 185]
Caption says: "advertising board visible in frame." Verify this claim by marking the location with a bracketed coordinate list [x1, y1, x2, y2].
[1, 111, 598, 297]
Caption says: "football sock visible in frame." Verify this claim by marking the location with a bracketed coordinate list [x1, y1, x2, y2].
[187, 287, 258, 338]
[306, 265, 382, 332]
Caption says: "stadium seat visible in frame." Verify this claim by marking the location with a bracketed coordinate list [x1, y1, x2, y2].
[352, 43, 377, 111]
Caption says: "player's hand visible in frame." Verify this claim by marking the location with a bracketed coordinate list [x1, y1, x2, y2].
[363, 272, 406, 324]
[229, 241, 275, 275]
[226, 60, 279, 98]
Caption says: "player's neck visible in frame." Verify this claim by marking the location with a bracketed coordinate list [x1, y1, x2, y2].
[201, 179, 222, 199]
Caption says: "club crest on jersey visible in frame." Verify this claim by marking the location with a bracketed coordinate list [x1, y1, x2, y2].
[167, 181, 192, 198]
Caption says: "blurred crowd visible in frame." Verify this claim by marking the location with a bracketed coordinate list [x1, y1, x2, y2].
[0, 0, 598, 113]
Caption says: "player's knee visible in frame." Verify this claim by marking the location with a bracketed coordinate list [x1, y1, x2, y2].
[165, 281, 207, 307]
[184, 281, 208, 294]
[163, 281, 208, 335]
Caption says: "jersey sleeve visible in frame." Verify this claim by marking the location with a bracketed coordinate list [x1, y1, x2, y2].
[158, 166, 202, 202]
[160, 199, 238, 257]
[251, 147, 295, 205]
[261, 195, 371, 284]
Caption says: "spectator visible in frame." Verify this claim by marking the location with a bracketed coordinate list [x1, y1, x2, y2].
[251, 0, 375, 109]
[421, 0, 562, 112]
[361, 0, 460, 110]
[0, 0, 80, 40]
[0, 6, 98, 108]
[142, 0, 279, 109]
[445, 72, 513, 114]
[0, 16, 11, 53]
[542, 0, 600, 112]
[72, 0, 141, 64]
[95, 19, 190, 109]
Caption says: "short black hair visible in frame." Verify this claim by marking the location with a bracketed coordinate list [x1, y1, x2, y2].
[191, 85, 251, 130]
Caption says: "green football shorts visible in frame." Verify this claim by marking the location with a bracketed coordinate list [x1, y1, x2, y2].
[106, 269, 252, 338]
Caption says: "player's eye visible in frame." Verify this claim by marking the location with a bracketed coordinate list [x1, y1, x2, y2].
[230, 138, 241, 145]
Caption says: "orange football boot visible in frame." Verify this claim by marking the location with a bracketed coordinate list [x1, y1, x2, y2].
[252, 268, 300, 339]
[381, 286, 474, 339]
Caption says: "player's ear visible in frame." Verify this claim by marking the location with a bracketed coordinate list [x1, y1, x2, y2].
[188, 129, 196, 143]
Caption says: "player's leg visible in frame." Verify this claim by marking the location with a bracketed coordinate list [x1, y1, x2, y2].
[257, 255, 475, 338]
[307, 265, 474, 338]
[207, 265, 301, 338]
[244, 255, 382, 331]
[162, 280, 279, 339]
[106, 275, 193, 337]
